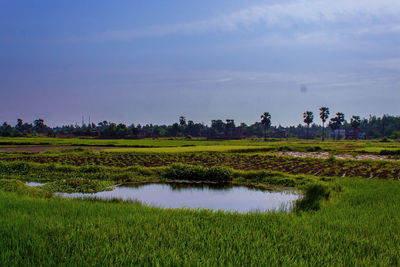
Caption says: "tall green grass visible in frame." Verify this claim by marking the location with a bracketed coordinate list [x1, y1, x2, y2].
[0, 177, 399, 265]
[41, 178, 116, 193]
[0, 179, 51, 198]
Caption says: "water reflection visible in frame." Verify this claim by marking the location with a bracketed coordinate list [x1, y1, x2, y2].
[25, 182, 45, 187]
[57, 183, 301, 213]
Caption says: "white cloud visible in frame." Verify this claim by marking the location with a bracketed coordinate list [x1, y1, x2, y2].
[233, 31, 344, 48]
[356, 24, 400, 35]
[64, 67, 400, 90]
[367, 58, 400, 72]
[76, 0, 400, 42]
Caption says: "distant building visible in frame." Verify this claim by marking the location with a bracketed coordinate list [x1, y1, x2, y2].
[345, 129, 360, 140]
[328, 129, 364, 139]
[328, 129, 345, 139]
[273, 129, 289, 139]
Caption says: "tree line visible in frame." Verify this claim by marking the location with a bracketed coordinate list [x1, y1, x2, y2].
[1, 108, 400, 140]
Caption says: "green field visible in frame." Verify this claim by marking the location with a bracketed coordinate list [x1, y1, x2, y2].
[1, 136, 400, 154]
[1, 137, 400, 265]
[0, 136, 265, 147]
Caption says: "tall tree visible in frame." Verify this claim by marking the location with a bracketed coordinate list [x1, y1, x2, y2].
[382, 114, 388, 137]
[351, 116, 360, 129]
[225, 119, 235, 137]
[336, 112, 345, 125]
[319, 107, 330, 141]
[211, 120, 225, 136]
[34, 119, 44, 129]
[303, 111, 314, 139]
[16, 118, 23, 129]
[328, 119, 339, 139]
[171, 123, 180, 137]
[351, 115, 361, 140]
[260, 112, 271, 141]
[179, 116, 187, 135]
[179, 116, 186, 127]
[33, 118, 46, 134]
[329, 112, 345, 140]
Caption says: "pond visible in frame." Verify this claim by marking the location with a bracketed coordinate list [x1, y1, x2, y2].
[54, 183, 302, 213]
[26, 182, 45, 187]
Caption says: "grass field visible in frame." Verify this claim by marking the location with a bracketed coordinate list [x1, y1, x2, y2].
[2, 136, 400, 154]
[0, 136, 266, 147]
[0, 177, 399, 266]
[0, 137, 400, 265]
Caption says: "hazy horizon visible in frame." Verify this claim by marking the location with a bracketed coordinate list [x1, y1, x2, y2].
[1, 0, 399, 127]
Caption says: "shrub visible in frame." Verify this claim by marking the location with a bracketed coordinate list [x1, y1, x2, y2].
[0, 179, 51, 198]
[80, 165, 105, 173]
[10, 161, 31, 172]
[380, 137, 389, 143]
[379, 149, 400, 155]
[164, 164, 233, 182]
[295, 183, 330, 212]
[277, 146, 293, 152]
[42, 178, 114, 193]
[306, 146, 322, 152]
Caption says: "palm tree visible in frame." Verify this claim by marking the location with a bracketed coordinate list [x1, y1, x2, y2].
[319, 107, 330, 141]
[303, 111, 314, 139]
[329, 112, 345, 140]
[179, 116, 186, 135]
[225, 119, 235, 137]
[16, 119, 23, 130]
[260, 112, 271, 141]
[336, 113, 345, 125]
[351, 115, 361, 140]
[336, 112, 345, 139]
[179, 116, 186, 127]
[351, 116, 360, 129]
[328, 119, 339, 140]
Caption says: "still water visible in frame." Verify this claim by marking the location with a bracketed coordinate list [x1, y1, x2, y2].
[55, 183, 301, 213]
[26, 182, 45, 187]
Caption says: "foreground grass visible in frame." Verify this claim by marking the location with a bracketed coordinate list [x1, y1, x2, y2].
[0, 177, 399, 265]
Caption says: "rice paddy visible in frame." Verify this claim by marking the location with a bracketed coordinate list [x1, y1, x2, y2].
[0, 137, 400, 265]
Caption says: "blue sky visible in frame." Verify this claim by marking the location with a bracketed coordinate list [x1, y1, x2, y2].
[1, 0, 399, 126]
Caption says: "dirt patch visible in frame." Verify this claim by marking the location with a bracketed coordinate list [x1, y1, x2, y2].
[1, 152, 399, 179]
[0, 146, 126, 152]
[275, 151, 396, 161]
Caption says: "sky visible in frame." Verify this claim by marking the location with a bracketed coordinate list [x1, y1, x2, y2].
[1, 0, 399, 127]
